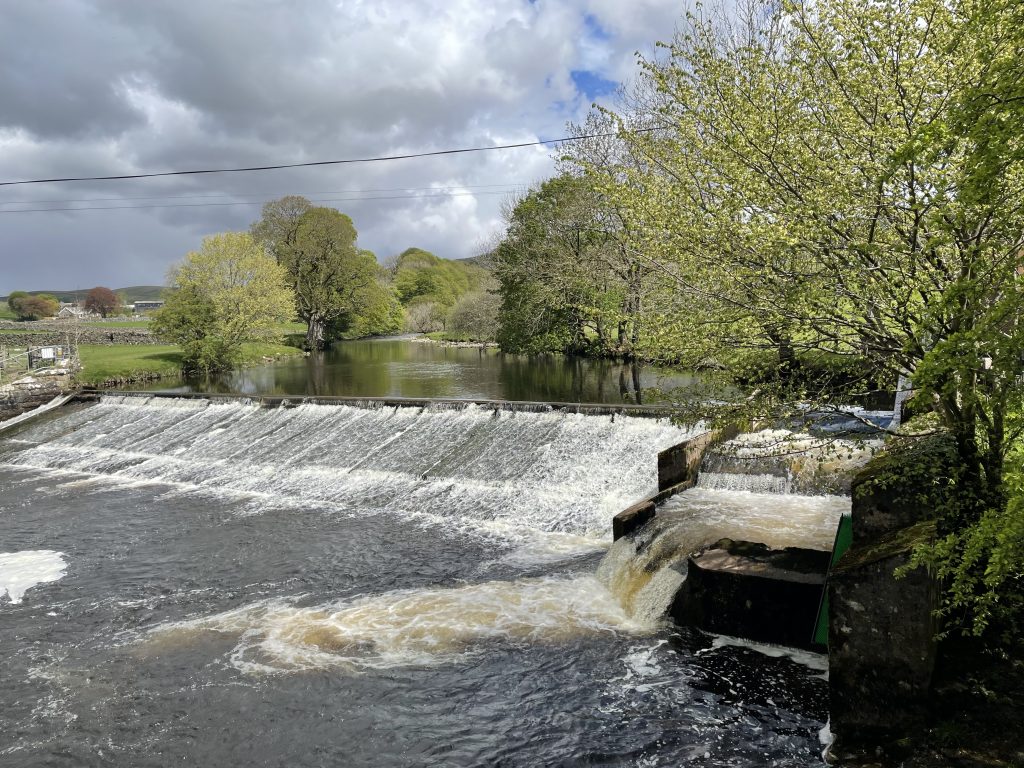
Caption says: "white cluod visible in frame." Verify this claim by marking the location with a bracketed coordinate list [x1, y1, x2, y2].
[150, 576, 651, 673]
[0, 550, 67, 604]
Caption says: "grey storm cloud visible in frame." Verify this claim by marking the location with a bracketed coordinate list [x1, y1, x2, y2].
[0, 0, 686, 293]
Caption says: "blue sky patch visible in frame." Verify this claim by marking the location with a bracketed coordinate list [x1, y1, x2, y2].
[570, 69, 618, 100]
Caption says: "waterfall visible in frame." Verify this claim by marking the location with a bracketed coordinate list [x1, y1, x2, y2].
[697, 428, 881, 495]
[3, 395, 696, 545]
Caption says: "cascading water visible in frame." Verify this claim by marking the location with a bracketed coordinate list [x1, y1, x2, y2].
[698, 428, 882, 495]
[595, 428, 868, 644]
[0, 397, 834, 766]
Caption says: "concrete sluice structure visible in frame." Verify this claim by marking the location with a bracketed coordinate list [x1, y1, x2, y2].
[611, 426, 883, 652]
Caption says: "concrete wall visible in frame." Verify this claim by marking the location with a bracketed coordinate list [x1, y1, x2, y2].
[825, 438, 954, 763]
[656, 424, 742, 491]
[613, 425, 742, 540]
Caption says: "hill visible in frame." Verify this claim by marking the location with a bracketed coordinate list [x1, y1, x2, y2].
[0, 286, 165, 303]
[391, 248, 490, 309]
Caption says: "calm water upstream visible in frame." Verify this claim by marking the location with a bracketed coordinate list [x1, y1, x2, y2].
[140, 337, 697, 404]
[1, 397, 829, 766]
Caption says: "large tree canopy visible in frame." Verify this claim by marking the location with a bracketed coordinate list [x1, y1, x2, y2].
[253, 199, 402, 348]
[601, 0, 1024, 500]
[152, 232, 293, 372]
[484, 0, 1024, 637]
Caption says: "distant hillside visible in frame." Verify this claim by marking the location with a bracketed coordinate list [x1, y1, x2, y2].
[0, 285, 165, 303]
[458, 252, 495, 270]
[391, 248, 490, 308]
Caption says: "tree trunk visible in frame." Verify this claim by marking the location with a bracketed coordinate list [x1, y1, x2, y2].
[766, 329, 797, 378]
[306, 316, 326, 350]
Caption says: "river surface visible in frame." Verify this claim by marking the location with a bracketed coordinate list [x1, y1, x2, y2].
[1, 397, 829, 767]
[138, 337, 697, 404]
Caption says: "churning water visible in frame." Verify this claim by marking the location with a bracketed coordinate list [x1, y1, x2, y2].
[1, 397, 831, 766]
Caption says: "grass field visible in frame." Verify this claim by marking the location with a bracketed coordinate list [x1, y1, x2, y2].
[0, 302, 15, 320]
[75, 342, 303, 386]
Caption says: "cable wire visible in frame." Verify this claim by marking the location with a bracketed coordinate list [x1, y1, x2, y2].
[0, 189, 522, 214]
[0, 129, 648, 187]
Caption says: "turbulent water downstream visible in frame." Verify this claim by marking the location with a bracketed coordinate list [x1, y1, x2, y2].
[1, 396, 832, 766]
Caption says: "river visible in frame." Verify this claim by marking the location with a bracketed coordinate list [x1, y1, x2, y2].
[136, 336, 698, 404]
[1, 375, 831, 766]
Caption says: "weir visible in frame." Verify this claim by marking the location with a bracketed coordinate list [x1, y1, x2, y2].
[1, 392, 862, 763]
[3, 393, 880, 643]
[4, 394, 697, 546]
[72, 388, 678, 418]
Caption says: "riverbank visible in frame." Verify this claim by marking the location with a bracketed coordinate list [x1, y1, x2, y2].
[417, 332, 498, 348]
[74, 343, 304, 388]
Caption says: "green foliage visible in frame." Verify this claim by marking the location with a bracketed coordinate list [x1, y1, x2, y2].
[151, 232, 294, 373]
[391, 248, 488, 313]
[476, 0, 1024, 637]
[334, 268, 405, 339]
[8, 292, 59, 320]
[447, 288, 501, 342]
[492, 172, 659, 357]
[253, 198, 406, 348]
[904, 449, 1024, 643]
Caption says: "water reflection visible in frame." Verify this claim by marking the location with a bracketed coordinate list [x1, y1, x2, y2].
[147, 338, 697, 404]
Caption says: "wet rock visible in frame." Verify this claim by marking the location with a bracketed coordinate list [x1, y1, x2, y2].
[0, 378, 67, 420]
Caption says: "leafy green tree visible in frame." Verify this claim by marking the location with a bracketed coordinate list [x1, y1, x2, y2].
[448, 287, 501, 341]
[391, 248, 487, 310]
[251, 195, 313, 263]
[6, 291, 29, 319]
[493, 175, 635, 355]
[341, 262, 406, 338]
[279, 208, 378, 348]
[253, 200, 404, 349]
[152, 232, 293, 373]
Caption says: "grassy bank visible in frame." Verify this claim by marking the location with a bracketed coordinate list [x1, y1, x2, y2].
[0, 302, 15, 320]
[75, 342, 303, 387]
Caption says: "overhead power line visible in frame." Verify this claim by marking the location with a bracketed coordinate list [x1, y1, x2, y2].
[0, 189, 522, 214]
[0, 182, 531, 207]
[0, 129, 649, 187]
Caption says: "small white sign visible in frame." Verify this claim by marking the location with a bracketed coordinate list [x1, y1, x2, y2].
[40, 347, 55, 359]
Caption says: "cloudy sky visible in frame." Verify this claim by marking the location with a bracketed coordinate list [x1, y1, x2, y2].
[0, 0, 685, 294]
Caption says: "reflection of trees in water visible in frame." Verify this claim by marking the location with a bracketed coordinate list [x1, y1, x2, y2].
[192, 340, 683, 404]
[497, 353, 647, 404]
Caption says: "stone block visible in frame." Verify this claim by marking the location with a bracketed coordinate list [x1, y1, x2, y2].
[669, 539, 831, 650]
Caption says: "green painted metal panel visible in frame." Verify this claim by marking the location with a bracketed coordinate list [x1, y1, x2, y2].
[813, 512, 853, 647]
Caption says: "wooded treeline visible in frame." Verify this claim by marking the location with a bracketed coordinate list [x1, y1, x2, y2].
[152, 196, 494, 367]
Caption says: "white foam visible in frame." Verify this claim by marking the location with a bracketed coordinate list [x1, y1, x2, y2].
[702, 634, 829, 672]
[5, 399, 697, 545]
[0, 550, 67, 604]
[148, 576, 652, 673]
